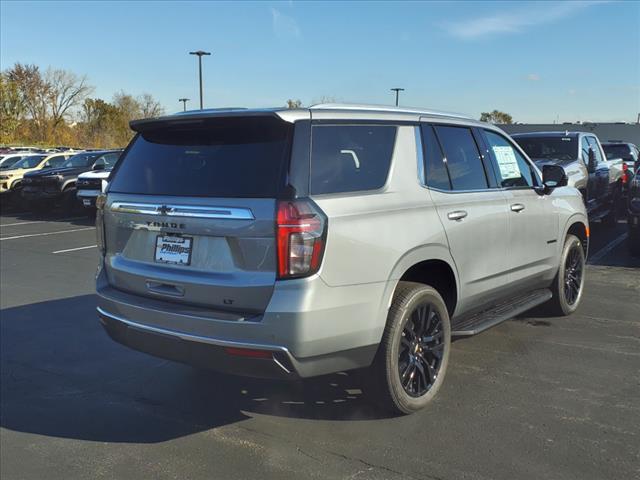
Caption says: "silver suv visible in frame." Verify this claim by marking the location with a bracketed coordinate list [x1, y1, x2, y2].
[96, 104, 589, 414]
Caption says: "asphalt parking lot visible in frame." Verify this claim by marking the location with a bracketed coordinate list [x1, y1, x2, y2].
[1, 207, 638, 480]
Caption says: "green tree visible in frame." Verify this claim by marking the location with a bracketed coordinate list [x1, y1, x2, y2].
[5, 63, 49, 141]
[0, 73, 26, 143]
[480, 110, 514, 124]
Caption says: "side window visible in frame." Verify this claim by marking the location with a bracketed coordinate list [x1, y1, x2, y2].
[586, 137, 603, 163]
[310, 125, 397, 195]
[433, 126, 488, 191]
[484, 130, 534, 187]
[581, 137, 591, 164]
[421, 125, 450, 190]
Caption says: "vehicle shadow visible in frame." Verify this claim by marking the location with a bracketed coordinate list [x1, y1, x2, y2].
[0, 200, 93, 226]
[0, 295, 389, 444]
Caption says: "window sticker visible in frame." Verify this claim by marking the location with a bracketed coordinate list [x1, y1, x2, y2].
[492, 146, 520, 179]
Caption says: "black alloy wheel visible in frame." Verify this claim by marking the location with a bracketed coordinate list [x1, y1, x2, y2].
[398, 302, 444, 397]
[564, 244, 584, 306]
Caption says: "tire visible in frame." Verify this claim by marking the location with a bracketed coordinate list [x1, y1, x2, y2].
[547, 234, 586, 316]
[61, 189, 80, 215]
[368, 281, 451, 415]
[602, 184, 621, 226]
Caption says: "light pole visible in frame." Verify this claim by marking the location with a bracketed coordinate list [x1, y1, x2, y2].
[179, 98, 190, 111]
[390, 87, 405, 106]
[189, 50, 211, 109]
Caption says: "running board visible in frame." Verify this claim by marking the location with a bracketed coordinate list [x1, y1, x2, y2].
[451, 288, 552, 336]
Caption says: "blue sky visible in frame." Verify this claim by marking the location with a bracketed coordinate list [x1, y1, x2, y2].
[1, 0, 638, 122]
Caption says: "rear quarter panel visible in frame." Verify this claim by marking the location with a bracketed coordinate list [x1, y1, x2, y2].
[311, 126, 454, 332]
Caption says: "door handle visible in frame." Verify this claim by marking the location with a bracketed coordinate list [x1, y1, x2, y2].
[447, 210, 468, 221]
[510, 203, 525, 212]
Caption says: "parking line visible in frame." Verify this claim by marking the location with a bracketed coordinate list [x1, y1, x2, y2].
[1, 216, 87, 227]
[0, 227, 95, 241]
[588, 232, 628, 264]
[0, 220, 47, 227]
[53, 245, 97, 254]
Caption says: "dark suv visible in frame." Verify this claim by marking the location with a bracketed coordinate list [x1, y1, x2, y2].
[22, 150, 120, 212]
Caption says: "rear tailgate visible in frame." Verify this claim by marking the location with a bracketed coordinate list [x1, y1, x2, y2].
[103, 115, 293, 315]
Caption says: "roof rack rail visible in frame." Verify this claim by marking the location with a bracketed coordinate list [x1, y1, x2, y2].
[308, 103, 472, 120]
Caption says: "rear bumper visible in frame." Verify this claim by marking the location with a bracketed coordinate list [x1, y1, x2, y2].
[99, 307, 297, 379]
[96, 268, 382, 379]
[77, 190, 98, 207]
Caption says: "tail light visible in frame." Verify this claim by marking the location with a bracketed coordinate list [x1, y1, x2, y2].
[95, 193, 106, 255]
[622, 163, 629, 185]
[276, 199, 327, 279]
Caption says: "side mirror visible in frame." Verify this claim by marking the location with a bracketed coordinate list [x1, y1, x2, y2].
[536, 164, 568, 194]
[92, 163, 105, 171]
[587, 149, 596, 173]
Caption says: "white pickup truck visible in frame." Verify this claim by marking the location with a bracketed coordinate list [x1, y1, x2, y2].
[512, 131, 624, 225]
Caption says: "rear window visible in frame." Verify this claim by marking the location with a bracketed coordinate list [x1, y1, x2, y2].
[602, 144, 632, 160]
[109, 117, 292, 197]
[513, 136, 578, 161]
[310, 125, 396, 195]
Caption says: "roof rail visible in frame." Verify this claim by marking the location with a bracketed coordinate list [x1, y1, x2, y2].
[308, 103, 472, 120]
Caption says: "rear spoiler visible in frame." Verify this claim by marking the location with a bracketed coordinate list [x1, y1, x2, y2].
[130, 109, 286, 133]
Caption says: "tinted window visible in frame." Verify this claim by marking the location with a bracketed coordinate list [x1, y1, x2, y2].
[0, 156, 22, 169]
[109, 117, 292, 197]
[434, 126, 487, 190]
[514, 136, 578, 161]
[310, 125, 396, 195]
[93, 152, 120, 169]
[62, 152, 100, 168]
[586, 137, 603, 163]
[484, 130, 534, 187]
[421, 125, 450, 190]
[48, 156, 67, 167]
[581, 137, 591, 164]
[12, 155, 46, 169]
[602, 144, 632, 160]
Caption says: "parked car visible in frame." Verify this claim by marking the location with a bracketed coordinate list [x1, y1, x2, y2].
[21, 150, 120, 213]
[76, 150, 122, 214]
[602, 142, 639, 200]
[95, 105, 589, 414]
[512, 132, 623, 225]
[628, 166, 640, 257]
[0, 152, 73, 204]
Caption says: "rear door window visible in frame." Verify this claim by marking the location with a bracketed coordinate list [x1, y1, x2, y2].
[483, 130, 535, 187]
[109, 117, 292, 198]
[421, 124, 450, 190]
[434, 126, 488, 191]
[310, 125, 397, 195]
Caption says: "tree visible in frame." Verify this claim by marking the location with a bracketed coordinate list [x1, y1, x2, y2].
[138, 93, 165, 118]
[0, 73, 26, 143]
[286, 99, 302, 109]
[5, 63, 49, 141]
[480, 110, 514, 124]
[45, 68, 93, 130]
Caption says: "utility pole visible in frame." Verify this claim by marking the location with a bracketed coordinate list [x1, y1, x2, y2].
[390, 87, 405, 106]
[189, 50, 211, 109]
[179, 98, 190, 111]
